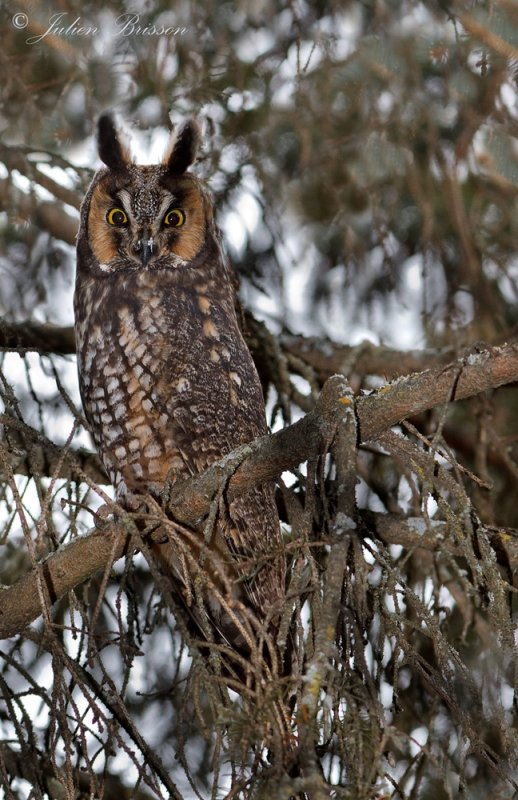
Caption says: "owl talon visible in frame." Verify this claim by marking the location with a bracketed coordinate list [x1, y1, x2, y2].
[94, 503, 113, 528]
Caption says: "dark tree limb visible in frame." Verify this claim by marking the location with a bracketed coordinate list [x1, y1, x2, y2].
[0, 526, 130, 639]
[0, 320, 76, 355]
[281, 331, 457, 382]
[167, 342, 518, 522]
[2, 317, 512, 386]
[0, 430, 108, 486]
[366, 511, 518, 573]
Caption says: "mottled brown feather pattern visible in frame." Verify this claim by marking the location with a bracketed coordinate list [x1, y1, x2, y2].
[74, 115, 285, 665]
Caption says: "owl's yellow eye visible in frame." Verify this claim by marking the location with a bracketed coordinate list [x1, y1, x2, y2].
[106, 207, 128, 226]
[163, 208, 185, 227]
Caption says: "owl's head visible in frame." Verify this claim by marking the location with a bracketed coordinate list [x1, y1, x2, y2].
[78, 113, 216, 275]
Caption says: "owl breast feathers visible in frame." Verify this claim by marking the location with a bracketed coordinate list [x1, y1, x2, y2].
[74, 113, 286, 666]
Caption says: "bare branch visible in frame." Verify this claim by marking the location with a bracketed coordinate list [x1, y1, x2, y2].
[169, 343, 518, 520]
[366, 511, 518, 573]
[0, 320, 76, 355]
[357, 342, 518, 441]
[0, 317, 480, 382]
[282, 332, 457, 381]
[460, 10, 518, 61]
[2, 342, 517, 490]
[0, 526, 130, 639]
[0, 422, 107, 485]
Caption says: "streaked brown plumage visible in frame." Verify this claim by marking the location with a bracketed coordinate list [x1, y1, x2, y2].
[74, 114, 286, 679]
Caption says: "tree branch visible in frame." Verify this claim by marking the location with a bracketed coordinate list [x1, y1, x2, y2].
[0, 742, 157, 800]
[0, 526, 130, 639]
[0, 317, 500, 384]
[358, 342, 518, 441]
[166, 342, 518, 521]
[0, 320, 76, 354]
[281, 331, 456, 381]
[0, 144, 82, 210]
[0, 179, 78, 245]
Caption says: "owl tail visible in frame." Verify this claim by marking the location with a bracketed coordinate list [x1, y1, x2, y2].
[146, 530, 301, 767]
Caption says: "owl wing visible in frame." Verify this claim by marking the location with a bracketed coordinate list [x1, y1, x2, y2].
[161, 367, 285, 624]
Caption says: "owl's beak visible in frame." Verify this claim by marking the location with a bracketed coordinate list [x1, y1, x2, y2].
[134, 234, 155, 266]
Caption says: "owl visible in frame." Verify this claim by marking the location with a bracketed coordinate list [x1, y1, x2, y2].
[74, 113, 286, 681]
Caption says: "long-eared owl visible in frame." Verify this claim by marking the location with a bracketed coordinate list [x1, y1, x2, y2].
[74, 113, 285, 672]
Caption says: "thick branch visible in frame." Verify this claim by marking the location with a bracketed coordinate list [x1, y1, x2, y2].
[357, 342, 518, 441]
[2, 510, 516, 643]
[2, 318, 514, 394]
[367, 511, 518, 572]
[0, 527, 130, 639]
[1, 343, 517, 638]
[0, 318, 474, 382]
[282, 332, 456, 381]
[0, 320, 76, 354]
[168, 342, 518, 522]
[0, 422, 107, 484]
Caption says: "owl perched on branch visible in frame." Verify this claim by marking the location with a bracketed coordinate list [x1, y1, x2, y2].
[74, 113, 287, 686]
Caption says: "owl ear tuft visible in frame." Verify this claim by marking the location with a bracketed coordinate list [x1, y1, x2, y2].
[97, 113, 132, 171]
[163, 119, 201, 175]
